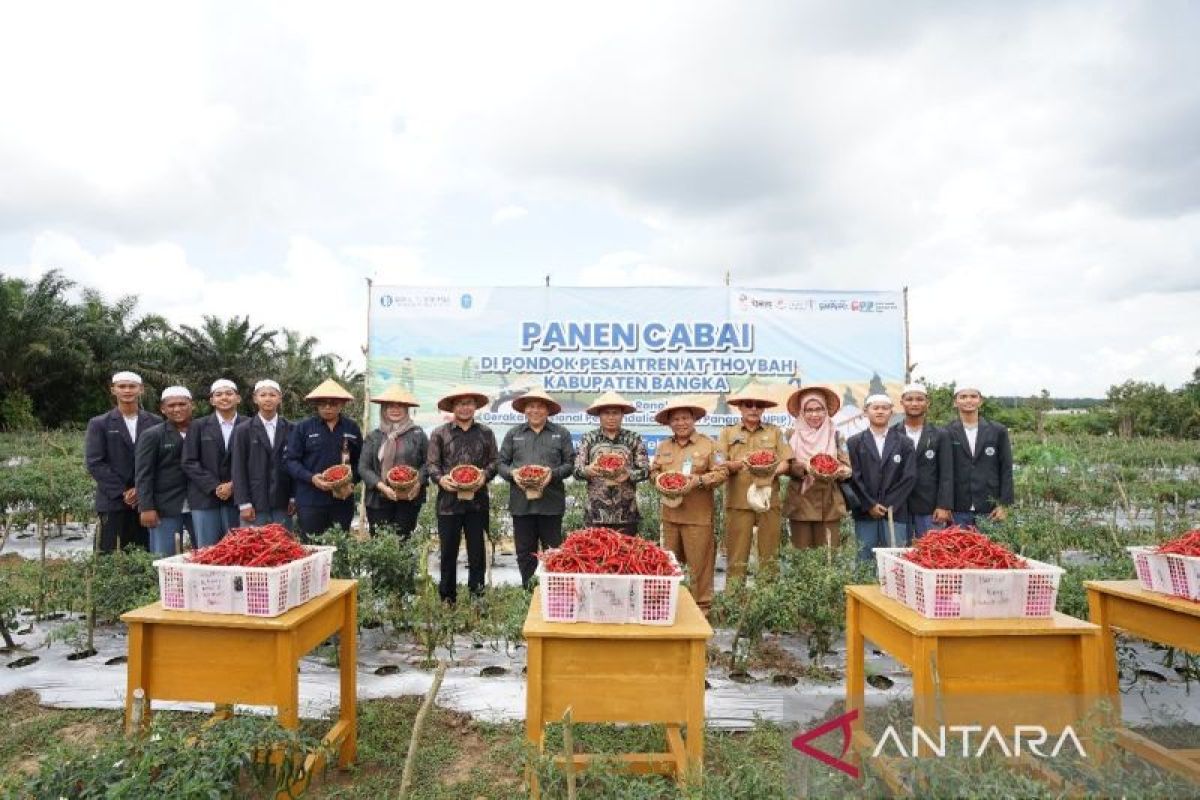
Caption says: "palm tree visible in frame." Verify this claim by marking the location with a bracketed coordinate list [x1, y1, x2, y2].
[171, 316, 278, 405]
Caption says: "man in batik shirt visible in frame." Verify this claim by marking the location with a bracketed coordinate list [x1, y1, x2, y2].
[573, 391, 649, 536]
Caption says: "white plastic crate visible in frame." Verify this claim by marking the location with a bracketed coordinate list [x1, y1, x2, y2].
[535, 555, 684, 625]
[1129, 546, 1200, 601]
[153, 546, 335, 617]
[875, 548, 1064, 619]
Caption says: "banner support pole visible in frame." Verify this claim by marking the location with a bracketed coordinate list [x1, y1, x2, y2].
[903, 285, 912, 383]
[360, 277, 373, 535]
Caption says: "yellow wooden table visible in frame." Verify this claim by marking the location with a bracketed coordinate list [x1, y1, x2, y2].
[1086, 579, 1200, 782]
[121, 578, 358, 772]
[846, 585, 1103, 780]
[523, 587, 713, 796]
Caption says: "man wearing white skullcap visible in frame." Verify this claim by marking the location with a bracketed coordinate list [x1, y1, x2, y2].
[945, 383, 1013, 526]
[893, 383, 954, 540]
[181, 379, 248, 546]
[135, 387, 195, 554]
[84, 371, 162, 552]
[231, 379, 295, 528]
[846, 393, 916, 562]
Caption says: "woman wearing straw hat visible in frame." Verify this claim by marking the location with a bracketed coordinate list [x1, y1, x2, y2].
[284, 379, 363, 539]
[359, 386, 428, 539]
[783, 386, 852, 551]
[426, 385, 498, 603]
[650, 396, 727, 615]
[716, 382, 793, 581]
[573, 391, 649, 536]
[498, 387, 576, 588]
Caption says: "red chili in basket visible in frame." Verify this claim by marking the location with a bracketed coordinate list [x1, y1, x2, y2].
[188, 524, 308, 568]
[808, 453, 840, 476]
[387, 465, 417, 483]
[1156, 529, 1200, 557]
[538, 527, 680, 576]
[450, 465, 483, 485]
[901, 526, 1028, 570]
[322, 464, 350, 482]
[595, 453, 626, 471]
[656, 472, 688, 491]
[516, 464, 550, 482]
[745, 449, 776, 467]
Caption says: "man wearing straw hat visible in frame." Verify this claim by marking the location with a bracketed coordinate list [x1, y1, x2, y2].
[573, 390, 649, 536]
[359, 385, 428, 538]
[85, 370, 162, 552]
[231, 379, 294, 529]
[427, 385, 499, 603]
[285, 379, 363, 539]
[182, 379, 248, 547]
[650, 396, 727, 614]
[716, 382, 793, 581]
[498, 388, 576, 588]
[134, 386, 193, 555]
[846, 394, 916, 563]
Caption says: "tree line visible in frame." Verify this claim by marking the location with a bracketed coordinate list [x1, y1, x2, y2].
[2, 269, 1196, 438]
[0, 270, 360, 429]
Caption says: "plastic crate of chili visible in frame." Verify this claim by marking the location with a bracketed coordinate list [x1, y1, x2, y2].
[534, 555, 685, 625]
[874, 548, 1064, 619]
[1128, 546, 1200, 601]
[153, 546, 335, 617]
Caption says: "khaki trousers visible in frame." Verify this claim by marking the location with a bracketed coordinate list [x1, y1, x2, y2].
[723, 507, 782, 582]
[788, 519, 841, 550]
[661, 521, 715, 613]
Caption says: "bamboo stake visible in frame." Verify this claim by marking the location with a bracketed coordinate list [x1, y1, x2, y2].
[886, 507, 896, 548]
[563, 706, 577, 800]
[398, 660, 447, 800]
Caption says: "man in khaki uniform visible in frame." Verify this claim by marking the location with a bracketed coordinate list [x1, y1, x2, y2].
[717, 383, 792, 582]
[650, 396, 727, 614]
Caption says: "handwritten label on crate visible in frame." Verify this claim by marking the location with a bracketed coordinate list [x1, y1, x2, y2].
[578, 578, 637, 624]
[962, 573, 1019, 618]
[189, 570, 233, 613]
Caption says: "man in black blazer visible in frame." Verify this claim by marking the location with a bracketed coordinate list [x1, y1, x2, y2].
[84, 371, 162, 552]
[893, 383, 953, 542]
[231, 379, 295, 528]
[848, 394, 916, 563]
[182, 379, 248, 547]
[945, 384, 1013, 526]
[135, 386, 194, 554]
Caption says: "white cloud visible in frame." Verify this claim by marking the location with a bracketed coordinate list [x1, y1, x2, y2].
[491, 205, 529, 225]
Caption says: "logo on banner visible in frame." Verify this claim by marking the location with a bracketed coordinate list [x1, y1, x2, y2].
[461, 293, 473, 309]
[380, 294, 394, 308]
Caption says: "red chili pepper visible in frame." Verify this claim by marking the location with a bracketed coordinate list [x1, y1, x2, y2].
[656, 472, 688, 492]
[537, 527, 680, 576]
[189, 524, 308, 568]
[1155, 529, 1200, 556]
[450, 464, 483, 485]
[745, 449, 776, 467]
[808, 453, 840, 476]
[321, 465, 350, 482]
[901, 526, 1028, 570]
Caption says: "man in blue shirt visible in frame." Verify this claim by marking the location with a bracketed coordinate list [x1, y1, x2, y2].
[285, 379, 362, 539]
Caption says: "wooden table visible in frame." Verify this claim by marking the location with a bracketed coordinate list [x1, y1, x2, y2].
[122, 578, 358, 775]
[845, 585, 1103, 785]
[1086, 579, 1200, 782]
[523, 587, 712, 796]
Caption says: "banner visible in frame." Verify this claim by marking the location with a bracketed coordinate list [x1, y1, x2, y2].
[367, 287, 904, 449]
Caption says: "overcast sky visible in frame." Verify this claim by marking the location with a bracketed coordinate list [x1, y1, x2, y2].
[2, 1, 1197, 397]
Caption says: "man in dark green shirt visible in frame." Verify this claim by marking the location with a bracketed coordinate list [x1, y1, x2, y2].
[498, 388, 576, 588]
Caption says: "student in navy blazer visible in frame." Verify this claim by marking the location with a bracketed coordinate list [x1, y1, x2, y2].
[84, 371, 162, 552]
[135, 386, 194, 554]
[944, 384, 1013, 527]
[181, 379, 248, 547]
[231, 379, 295, 529]
[892, 383, 954, 541]
[847, 394, 916, 563]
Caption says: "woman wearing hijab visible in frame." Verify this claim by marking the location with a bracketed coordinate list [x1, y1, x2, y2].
[359, 386, 428, 538]
[783, 386, 853, 550]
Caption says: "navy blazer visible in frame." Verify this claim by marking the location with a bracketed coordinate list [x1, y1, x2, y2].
[84, 408, 163, 512]
[134, 423, 189, 517]
[285, 415, 363, 509]
[945, 418, 1014, 514]
[847, 427, 917, 522]
[231, 415, 294, 512]
[890, 422, 954, 516]
[180, 413, 248, 510]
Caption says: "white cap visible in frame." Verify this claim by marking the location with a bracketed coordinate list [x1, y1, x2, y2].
[254, 379, 282, 394]
[210, 378, 238, 395]
[954, 382, 983, 396]
[864, 393, 893, 408]
[111, 371, 142, 384]
[161, 386, 192, 400]
[901, 383, 927, 397]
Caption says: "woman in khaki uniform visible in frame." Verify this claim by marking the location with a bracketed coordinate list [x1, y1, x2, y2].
[783, 386, 852, 549]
